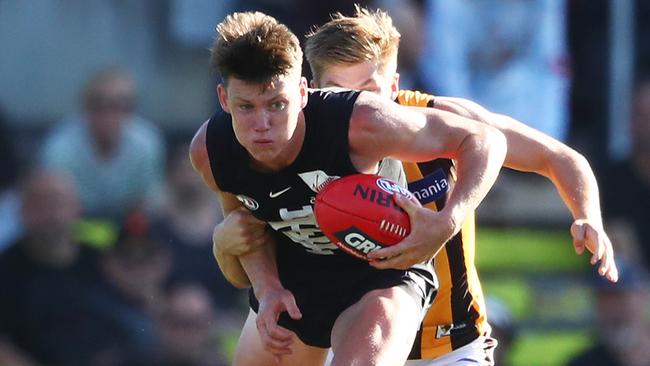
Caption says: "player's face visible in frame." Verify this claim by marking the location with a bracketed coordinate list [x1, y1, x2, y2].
[218, 72, 308, 170]
[314, 59, 399, 99]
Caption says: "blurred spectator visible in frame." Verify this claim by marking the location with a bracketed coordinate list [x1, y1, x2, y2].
[485, 296, 517, 366]
[418, 0, 569, 140]
[144, 283, 230, 366]
[567, 261, 650, 366]
[0, 169, 120, 365]
[567, 0, 609, 161]
[601, 76, 650, 267]
[41, 67, 166, 220]
[372, 0, 426, 90]
[94, 209, 173, 362]
[0, 106, 22, 252]
[151, 144, 244, 310]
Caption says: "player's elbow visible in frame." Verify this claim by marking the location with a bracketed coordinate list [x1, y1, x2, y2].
[478, 125, 507, 161]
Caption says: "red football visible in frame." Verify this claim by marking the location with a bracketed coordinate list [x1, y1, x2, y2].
[314, 174, 412, 260]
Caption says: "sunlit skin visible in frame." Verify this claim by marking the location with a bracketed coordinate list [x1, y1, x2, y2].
[314, 58, 619, 282]
[217, 72, 309, 172]
[313, 59, 399, 100]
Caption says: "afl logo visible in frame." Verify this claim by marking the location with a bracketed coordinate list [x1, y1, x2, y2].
[236, 195, 259, 211]
[376, 178, 413, 200]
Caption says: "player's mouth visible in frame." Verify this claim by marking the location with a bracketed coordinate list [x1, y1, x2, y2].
[253, 138, 273, 145]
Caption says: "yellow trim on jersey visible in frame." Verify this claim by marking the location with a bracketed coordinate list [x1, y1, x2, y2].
[396, 89, 434, 107]
[397, 90, 488, 359]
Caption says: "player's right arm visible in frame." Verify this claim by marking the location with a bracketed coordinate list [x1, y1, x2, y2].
[189, 121, 266, 288]
[190, 120, 301, 357]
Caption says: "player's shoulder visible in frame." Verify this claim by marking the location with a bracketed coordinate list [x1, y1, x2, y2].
[395, 89, 435, 107]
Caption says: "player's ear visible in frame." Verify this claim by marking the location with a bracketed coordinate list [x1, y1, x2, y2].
[390, 72, 400, 101]
[299, 77, 309, 109]
[217, 84, 230, 113]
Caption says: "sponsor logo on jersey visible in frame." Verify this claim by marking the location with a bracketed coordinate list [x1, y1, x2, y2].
[435, 322, 468, 338]
[353, 183, 403, 213]
[376, 178, 414, 200]
[298, 170, 340, 193]
[269, 186, 292, 198]
[407, 169, 449, 205]
[268, 205, 338, 255]
[236, 194, 259, 211]
[332, 227, 386, 255]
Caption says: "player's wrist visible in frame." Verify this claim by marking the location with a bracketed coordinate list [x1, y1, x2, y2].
[440, 206, 464, 237]
[252, 277, 285, 299]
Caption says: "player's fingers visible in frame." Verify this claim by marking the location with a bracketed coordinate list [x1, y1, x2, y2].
[368, 250, 416, 270]
[366, 241, 409, 261]
[570, 221, 586, 255]
[600, 237, 619, 282]
[606, 252, 619, 283]
[585, 225, 604, 265]
[282, 292, 302, 320]
[393, 193, 421, 217]
[259, 318, 294, 355]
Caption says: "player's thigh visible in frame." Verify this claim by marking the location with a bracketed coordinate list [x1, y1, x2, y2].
[233, 309, 329, 366]
[404, 336, 497, 366]
[330, 286, 422, 366]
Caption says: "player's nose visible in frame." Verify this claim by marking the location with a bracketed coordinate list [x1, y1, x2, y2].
[252, 109, 271, 131]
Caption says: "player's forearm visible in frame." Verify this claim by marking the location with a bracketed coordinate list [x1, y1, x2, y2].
[214, 245, 251, 288]
[239, 242, 285, 299]
[544, 150, 603, 224]
[443, 127, 507, 232]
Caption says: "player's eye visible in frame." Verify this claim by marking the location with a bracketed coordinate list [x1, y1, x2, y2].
[238, 104, 253, 111]
[270, 101, 287, 111]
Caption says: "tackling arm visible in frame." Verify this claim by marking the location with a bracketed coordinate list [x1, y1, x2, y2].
[433, 97, 618, 282]
[189, 121, 279, 289]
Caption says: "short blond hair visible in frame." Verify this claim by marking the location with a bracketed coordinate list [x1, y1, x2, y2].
[305, 5, 400, 82]
[210, 11, 303, 84]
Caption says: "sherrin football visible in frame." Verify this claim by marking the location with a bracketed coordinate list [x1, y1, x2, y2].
[314, 174, 413, 260]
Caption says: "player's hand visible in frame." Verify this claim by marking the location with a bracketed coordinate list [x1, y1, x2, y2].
[368, 193, 456, 269]
[571, 219, 619, 282]
[255, 285, 303, 362]
[213, 207, 269, 256]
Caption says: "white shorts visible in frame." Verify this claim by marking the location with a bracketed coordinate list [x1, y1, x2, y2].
[404, 336, 497, 366]
[324, 335, 496, 366]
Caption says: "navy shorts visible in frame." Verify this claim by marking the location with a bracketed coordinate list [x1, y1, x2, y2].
[249, 262, 437, 348]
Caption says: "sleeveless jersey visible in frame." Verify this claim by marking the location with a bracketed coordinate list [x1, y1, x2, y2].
[396, 90, 491, 359]
[205, 89, 431, 312]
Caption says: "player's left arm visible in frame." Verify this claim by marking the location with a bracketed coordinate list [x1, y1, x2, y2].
[434, 96, 618, 282]
[351, 92, 507, 268]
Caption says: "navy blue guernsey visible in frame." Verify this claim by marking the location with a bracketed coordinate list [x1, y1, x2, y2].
[205, 89, 415, 296]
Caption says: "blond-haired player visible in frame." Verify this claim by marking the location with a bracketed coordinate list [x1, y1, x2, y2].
[302, 6, 618, 365]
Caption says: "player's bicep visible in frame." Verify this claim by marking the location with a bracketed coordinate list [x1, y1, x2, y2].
[350, 93, 451, 162]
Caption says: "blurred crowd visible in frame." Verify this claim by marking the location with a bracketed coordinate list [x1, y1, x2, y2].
[0, 0, 649, 365]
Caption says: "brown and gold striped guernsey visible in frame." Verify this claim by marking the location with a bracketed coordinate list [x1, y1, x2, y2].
[396, 90, 491, 359]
